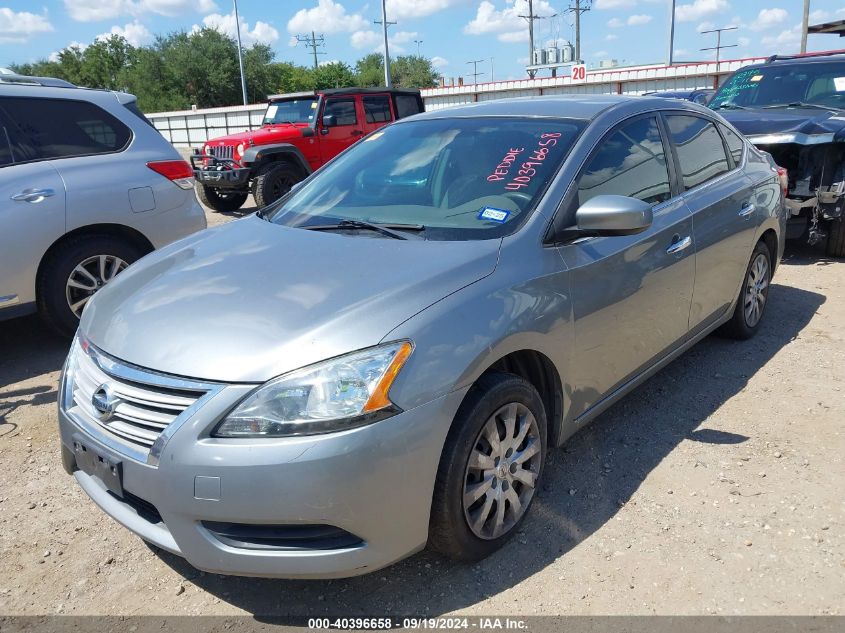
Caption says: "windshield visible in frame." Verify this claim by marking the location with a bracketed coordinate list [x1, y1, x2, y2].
[264, 117, 585, 240]
[710, 61, 845, 110]
[263, 97, 318, 125]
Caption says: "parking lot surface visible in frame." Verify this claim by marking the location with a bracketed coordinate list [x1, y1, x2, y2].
[0, 205, 842, 616]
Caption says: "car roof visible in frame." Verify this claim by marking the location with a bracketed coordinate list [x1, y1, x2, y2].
[746, 52, 845, 69]
[411, 94, 702, 122]
[320, 87, 421, 97]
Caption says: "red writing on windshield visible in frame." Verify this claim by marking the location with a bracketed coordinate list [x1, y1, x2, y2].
[487, 147, 525, 182]
[505, 133, 561, 191]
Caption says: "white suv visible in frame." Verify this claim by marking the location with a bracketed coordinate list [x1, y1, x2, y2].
[0, 73, 206, 336]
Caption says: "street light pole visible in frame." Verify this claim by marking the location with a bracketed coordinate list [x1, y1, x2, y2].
[380, 0, 393, 88]
[233, 0, 248, 105]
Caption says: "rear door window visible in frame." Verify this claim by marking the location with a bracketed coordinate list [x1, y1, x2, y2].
[0, 96, 131, 163]
[578, 116, 672, 206]
[665, 115, 730, 190]
[363, 95, 393, 124]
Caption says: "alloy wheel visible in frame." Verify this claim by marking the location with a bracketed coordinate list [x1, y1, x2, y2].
[65, 254, 128, 317]
[462, 402, 542, 540]
[743, 252, 769, 328]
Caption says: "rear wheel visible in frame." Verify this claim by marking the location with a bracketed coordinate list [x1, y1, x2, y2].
[195, 184, 248, 213]
[826, 218, 845, 258]
[429, 373, 546, 561]
[252, 162, 301, 208]
[718, 241, 771, 340]
[37, 234, 145, 337]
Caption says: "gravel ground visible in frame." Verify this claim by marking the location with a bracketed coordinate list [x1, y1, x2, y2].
[0, 204, 842, 617]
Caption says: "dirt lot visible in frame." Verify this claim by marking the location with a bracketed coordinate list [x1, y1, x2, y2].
[0, 204, 843, 617]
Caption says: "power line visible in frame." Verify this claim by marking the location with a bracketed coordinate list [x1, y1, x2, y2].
[466, 59, 485, 84]
[700, 26, 738, 70]
[519, 0, 558, 78]
[296, 31, 325, 70]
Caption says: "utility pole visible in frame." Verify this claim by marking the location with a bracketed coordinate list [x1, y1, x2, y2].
[667, 0, 676, 65]
[800, 0, 811, 53]
[466, 59, 485, 84]
[295, 31, 325, 69]
[568, 0, 591, 63]
[700, 26, 738, 71]
[519, 0, 558, 78]
[490, 57, 494, 83]
[374, 0, 396, 87]
[233, 0, 248, 105]
[414, 39, 423, 55]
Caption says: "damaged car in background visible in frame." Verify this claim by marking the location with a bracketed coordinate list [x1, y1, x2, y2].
[710, 50, 845, 257]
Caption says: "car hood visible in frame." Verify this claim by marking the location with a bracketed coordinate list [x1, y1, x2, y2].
[718, 108, 845, 142]
[80, 216, 500, 383]
[206, 124, 309, 147]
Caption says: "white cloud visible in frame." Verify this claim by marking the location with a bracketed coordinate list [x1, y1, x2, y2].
[64, 0, 217, 22]
[761, 25, 801, 52]
[0, 8, 53, 43]
[96, 21, 153, 46]
[287, 0, 368, 35]
[431, 55, 449, 68]
[605, 33, 618, 40]
[463, 0, 555, 43]
[349, 29, 418, 53]
[350, 30, 380, 49]
[386, 0, 460, 20]
[675, 0, 729, 23]
[674, 48, 690, 56]
[809, 10, 829, 23]
[607, 17, 624, 28]
[697, 21, 715, 32]
[594, 0, 637, 8]
[737, 36, 750, 47]
[195, 12, 279, 44]
[750, 8, 787, 31]
[593, 50, 609, 58]
[628, 14, 652, 25]
[48, 41, 88, 62]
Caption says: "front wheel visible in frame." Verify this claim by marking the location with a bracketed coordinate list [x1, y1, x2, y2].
[251, 162, 302, 208]
[826, 218, 845, 258]
[195, 184, 248, 213]
[429, 373, 546, 561]
[718, 241, 772, 340]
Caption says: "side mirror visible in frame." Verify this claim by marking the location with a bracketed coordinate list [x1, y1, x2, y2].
[575, 195, 653, 236]
[321, 114, 336, 134]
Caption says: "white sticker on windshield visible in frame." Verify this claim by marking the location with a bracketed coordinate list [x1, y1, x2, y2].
[479, 207, 510, 223]
[266, 104, 278, 118]
[834, 77, 845, 92]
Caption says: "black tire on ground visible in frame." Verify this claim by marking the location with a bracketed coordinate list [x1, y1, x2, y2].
[195, 183, 248, 213]
[37, 234, 146, 338]
[718, 240, 772, 340]
[251, 161, 302, 208]
[428, 373, 547, 562]
[826, 218, 845, 258]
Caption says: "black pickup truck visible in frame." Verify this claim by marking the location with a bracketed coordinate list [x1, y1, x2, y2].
[710, 51, 845, 257]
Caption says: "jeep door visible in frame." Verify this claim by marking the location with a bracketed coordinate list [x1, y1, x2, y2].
[318, 96, 365, 161]
[0, 100, 66, 316]
[663, 114, 759, 333]
[361, 94, 394, 136]
[556, 114, 695, 418]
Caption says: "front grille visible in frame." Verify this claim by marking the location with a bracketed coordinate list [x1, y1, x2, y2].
[209, 145, 234, 160]
[202, 522, 364, 551]
[68, 343, 209, 452]
[108, 490, 163, 525]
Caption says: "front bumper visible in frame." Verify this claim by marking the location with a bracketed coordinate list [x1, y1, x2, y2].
[58, 372, 466, 579]
[190, 153, 251, 189]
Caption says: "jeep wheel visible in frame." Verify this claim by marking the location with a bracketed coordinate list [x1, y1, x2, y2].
[195, 184, 248, 213]
[252, 162, 301, 208]
[827, 218, 845, 259]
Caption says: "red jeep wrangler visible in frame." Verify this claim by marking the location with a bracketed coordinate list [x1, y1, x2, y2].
[191, 87, 424, 212]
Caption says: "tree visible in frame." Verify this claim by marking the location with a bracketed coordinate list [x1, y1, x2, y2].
[313, 62, 357, 90]
[391, 55, 437, 89]
[355, 53, 386, 87]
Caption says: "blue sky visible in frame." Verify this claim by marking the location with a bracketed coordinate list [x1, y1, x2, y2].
[3, 1, 845, 81]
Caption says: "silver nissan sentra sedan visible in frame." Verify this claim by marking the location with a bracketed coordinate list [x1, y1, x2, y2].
[57, 95, 785, 578]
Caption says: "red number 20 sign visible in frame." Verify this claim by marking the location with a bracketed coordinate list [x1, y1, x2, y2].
[571, 64, 587, 83]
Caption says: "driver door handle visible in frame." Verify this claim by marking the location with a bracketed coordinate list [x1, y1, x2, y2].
[350, 130, 364, 136]
[666, 235, 692, 255]
[11, 188, 55, 203]
[738, 202, 756, 218]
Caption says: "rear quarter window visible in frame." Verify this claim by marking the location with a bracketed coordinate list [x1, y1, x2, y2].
[719, 124, 745, 166]
[0, 96, 131, 162]
[394, 94, 423, 119]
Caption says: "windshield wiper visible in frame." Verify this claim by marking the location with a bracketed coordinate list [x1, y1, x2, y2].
[761, 102, 843, 112]
[303, 219, 425, 240]
[713, 102, 748, 110]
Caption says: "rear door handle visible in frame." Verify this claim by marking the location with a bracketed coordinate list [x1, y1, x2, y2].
[11, 188, 55, 203]
[666, 235, 692, 255]
[350, 130, 364, 136]
[738, 202, 756, 218]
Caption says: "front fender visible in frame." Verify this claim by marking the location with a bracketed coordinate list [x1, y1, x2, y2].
[241, 143, 312, 175]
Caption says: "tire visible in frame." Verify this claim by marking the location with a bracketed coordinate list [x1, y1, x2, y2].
[826, 218, 845, 258]
[195, 183, 248, 213]
[251, 161, 302, 208]
[37, 234, 145, 338]
[718, 241, 772, 340]
[429, 373, 547, 562]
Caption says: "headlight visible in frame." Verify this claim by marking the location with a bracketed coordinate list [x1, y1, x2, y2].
[236, 143, 245, 157]
[213, 341, 413, 438]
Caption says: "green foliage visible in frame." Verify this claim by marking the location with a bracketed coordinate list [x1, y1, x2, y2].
[9, 30, 436, 112]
